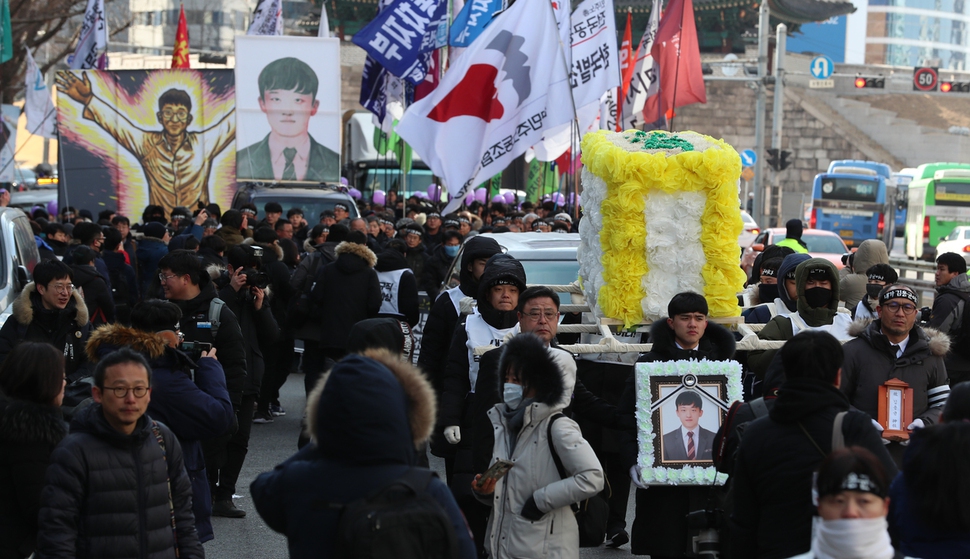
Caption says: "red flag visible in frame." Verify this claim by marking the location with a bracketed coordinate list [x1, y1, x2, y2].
[644, 0, 706, 123]
[616, 11, 633, 131]
[172, 5, 190, 69]
[414, 49, 439, 101]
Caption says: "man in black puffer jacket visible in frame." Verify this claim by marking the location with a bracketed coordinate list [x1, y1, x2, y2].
[374, 238, 420, 326]
[729, 331, 897, 559]
[36, 348, 203, 559]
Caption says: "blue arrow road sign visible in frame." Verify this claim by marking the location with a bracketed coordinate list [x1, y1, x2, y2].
[810, 55, 834, 80]
[741, 149, 757, 167]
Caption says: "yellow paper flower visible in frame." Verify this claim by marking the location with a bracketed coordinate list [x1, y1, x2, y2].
[580, 130, 747, 327]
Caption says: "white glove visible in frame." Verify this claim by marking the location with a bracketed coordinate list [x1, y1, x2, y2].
[629, 465, 649, 490]
[444, 426, 461, 445]
[907, 419, 925, 431]
[870, 418, 884, 432]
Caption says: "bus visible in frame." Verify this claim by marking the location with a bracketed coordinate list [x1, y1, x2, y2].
[905, 163, 970, 260]
[891, 168, 917, 237]
[810, 160, 895, 249]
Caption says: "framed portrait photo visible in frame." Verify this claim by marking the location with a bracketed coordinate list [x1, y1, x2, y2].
[634, 359, 742, 486]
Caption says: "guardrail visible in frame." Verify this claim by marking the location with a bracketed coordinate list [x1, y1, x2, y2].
[888, 256, 937, 305]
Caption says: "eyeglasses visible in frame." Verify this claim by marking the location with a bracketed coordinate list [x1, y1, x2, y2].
[883, 301, 917, 315]
[48, 283, 74, 294]
[106, 386, 150, 398]
[523, 310, 559, 322]
[158, 273, 180, 283]
[160, 109, 189, 121]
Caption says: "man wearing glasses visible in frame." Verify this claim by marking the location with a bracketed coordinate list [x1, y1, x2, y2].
[37, 348, 203, 558]
[0, 260, 92, 378]
[56, 71, 236, 216]
[841, 284, 950, 460]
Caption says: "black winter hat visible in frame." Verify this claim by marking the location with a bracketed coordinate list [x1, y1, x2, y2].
[786, 218, 803, 239]
[143, 222, 167, 239]
[347, 318, 415, 362]
[478, 253, 527, 301]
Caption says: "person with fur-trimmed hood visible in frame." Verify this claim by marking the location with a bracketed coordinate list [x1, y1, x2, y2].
[616, 292, 736, 558]
[841, 284, 950, 462]
[250, 347, 477, 559]
[84, 299, 234, 543]
[748, 258, 855, 380]
[0, 260, 91, 379]
[471, 333, 605, 559]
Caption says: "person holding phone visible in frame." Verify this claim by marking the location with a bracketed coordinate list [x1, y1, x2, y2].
[472, 333, 604, 559]
[84, 298, 235, 543]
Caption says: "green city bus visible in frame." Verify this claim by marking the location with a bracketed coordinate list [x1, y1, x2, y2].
[905, 163, 970, 260]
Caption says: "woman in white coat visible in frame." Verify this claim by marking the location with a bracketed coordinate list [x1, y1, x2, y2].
[472, 333, 604, 559]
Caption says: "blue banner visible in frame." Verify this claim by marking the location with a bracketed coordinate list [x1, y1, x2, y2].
[449, 0, 502, 48]
[352, 0, 447, 84]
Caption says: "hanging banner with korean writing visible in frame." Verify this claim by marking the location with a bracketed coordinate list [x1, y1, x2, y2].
[352, 0, 448, 85]
[396, 0, 573, 214]
[450, 0, 502, 47]
[569, 0, 620, 109]
[622, 0, 661, 129]
[69, 0, 107, 70]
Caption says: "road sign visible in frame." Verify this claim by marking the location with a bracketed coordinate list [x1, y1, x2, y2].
[810, 79, 835, 89]
[810, 55, 834, 80]
[741, 167, 755, 181]
[722, 53, 740, 77]
[740, 149, 757, 167]
[913, 67, 939, 91]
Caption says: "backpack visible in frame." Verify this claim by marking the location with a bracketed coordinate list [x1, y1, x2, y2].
[547, 413, 610, 547]
[327, 468, 459, 559]
[107, 265, 130, 306]
[714, 397, 769, 474]
[208, 298, 225, 338]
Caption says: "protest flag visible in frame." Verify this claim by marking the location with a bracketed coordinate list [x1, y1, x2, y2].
[248, 0, 284, 35]
[622, 0, 661, 129]
[69, 0, 108, 69]
[644, 0, 706, 123]
[396, 0, 573, 214]
[24, 48, 56, 139]
[172, 5, 190, 68]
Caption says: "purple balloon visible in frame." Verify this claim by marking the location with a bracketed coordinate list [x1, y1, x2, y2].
[47, 200, 58, 216]
[503, 191, 515, 204]
[576, 193, 581, 207]
[491, 195, 505, 204]
[464, 192, 475, 205]
[340, 177, 349, 186]
[348, 188, 362, 200]
[554, 193, 566, 206]
[427, 183, 440, 201]
[373, 189, 386, 206]
[474, 189, 487, 203]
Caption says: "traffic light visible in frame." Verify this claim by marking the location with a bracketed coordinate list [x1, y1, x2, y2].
[854, 76, 885, 89]
[941, 81, 970, 93]
[766, 149, 793, 172]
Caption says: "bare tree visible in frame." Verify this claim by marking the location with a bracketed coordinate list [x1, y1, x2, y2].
[0, 0, 131, 103]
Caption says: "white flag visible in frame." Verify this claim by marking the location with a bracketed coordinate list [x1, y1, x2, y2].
[396, 0, 572, 213]
[622, 0, 660, 129]
[69, 0, 107, 69]
[318, 3, 331, 37]
[568, 0, 620, 109]
[24, 49, 56, 139]
[248, 0, 284, 36]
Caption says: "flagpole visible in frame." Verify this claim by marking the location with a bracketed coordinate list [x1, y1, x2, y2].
[667, 0, 687, 132]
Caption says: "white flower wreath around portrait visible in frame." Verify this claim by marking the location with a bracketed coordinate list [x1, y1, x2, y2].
[635, 359, 743, 486]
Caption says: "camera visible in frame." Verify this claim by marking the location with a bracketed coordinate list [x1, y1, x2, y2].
[179, 341, 212, 361]
[840, 252, 854, 267]
[687, 508, 725, 559]
[241, 268, 270, 289]
[918, 306, 932, 324]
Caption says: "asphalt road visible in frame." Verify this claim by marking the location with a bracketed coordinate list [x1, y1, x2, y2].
[204, 372, 640, 559]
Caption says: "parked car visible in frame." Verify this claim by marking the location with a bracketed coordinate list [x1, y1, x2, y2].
[742, 228, 849, 276]
[10, 189, 56, 213]
[936, 226, 970, 264]
[0, 208, 40, 327]
[739, 210, 760, 249]
[231, 184, 360, 222]
[442, 232, 580, 303]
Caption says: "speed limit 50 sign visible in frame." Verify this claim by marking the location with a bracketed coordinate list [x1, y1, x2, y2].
[914, 67, 939, 91]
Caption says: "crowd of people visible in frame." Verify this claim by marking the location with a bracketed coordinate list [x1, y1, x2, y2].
[0, 194, 969, 559]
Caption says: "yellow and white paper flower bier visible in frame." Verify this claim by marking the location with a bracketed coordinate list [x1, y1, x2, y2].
[578, 129, 748, 328]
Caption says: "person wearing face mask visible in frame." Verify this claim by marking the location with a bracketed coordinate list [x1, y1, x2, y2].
[791, 446, 898, 559]
[440, 253, 526, 555]
[423, 230, 464, 301]
[853, 264, 897, 321]
[749, 258, 855, 380]
[748, 252, 811, 325]
[743, 256, 786, 322]
[729, 331, 897, 559]
[471, 333, 604, 559]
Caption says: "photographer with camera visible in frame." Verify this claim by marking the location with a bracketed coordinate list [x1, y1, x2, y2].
[211, 243, 280, 514]
[84, 299, 235, 543]
[157, 249, 250, 517]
